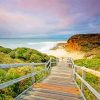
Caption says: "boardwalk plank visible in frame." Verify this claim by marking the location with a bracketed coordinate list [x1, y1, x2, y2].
[20, 61, 83, 100]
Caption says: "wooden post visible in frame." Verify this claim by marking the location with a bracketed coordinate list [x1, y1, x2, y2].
[56, 58, 58, 66]
[81, 69, 86, 93]
[45, 63, 47, 69]
[74, 65, 77, 80]
[49, 58, 51, 68]
[70, 58, 75, 75]
[31, 63, 35, 84]
[71, 58, 74, 69]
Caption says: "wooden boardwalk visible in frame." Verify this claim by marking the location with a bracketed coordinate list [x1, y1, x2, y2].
[20, 61, 83, 100]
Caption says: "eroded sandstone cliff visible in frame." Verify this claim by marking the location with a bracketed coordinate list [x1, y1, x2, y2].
[65, 34, 100, 52]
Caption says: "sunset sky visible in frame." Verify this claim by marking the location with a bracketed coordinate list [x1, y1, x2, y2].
[0, 0, 100, 38]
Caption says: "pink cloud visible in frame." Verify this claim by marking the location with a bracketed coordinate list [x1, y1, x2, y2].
[0, 0, 100, 37]
[0, 7, 74, 37]
[0, 8, 45, 33]
[3, 0, 69, 18]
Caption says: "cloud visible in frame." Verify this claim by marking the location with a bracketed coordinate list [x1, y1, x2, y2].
[0, 0, 100, 38]
[0, 7, 75, 37]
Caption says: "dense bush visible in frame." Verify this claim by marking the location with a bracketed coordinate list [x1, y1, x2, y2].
[0, 46, 54, 63]
[0, 52, 22, 64]
[0, 46, 12, 54]
[0, 65, 50, 99]
[9, 47, 51, 63]
[30, 54, 42, 62]
[0, 46, 55, 99]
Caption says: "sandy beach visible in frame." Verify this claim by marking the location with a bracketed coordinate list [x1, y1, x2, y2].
[47, 48, 84, 60]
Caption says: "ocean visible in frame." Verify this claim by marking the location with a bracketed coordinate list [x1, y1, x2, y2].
[0, 38, 66, 53]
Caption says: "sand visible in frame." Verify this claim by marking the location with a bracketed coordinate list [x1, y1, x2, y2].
[46, 48, 84, 60]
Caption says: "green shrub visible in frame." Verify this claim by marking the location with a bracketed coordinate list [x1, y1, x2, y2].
[0, 52, 22, 64]
[74, 55, 100, 99]
[9, 47, 50, 63]
[74, 58, 100, 68]
[30, 54, 42, 63]
[0, 46, 12, 54]
[0, 46, 55, 99]
[0, 65, 50, 99]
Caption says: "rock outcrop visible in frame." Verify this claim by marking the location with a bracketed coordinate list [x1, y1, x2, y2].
[65, 34, 100, 52]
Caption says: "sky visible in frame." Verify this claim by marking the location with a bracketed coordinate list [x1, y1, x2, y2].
[0, 0, 100, 38]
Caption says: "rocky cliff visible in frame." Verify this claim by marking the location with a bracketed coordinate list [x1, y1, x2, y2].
[65, 34, 100, 52]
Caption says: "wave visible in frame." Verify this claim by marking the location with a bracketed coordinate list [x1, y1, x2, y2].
[0, 38, 66, 53]
[27, 41, 66, 53]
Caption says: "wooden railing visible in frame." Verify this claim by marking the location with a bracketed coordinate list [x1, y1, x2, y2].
[67, 58, 100, 100]
[0, 58, 57, 100]
[1, 57, 100, 100]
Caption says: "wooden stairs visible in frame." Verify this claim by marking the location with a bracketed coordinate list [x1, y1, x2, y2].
[19, 61, 83, 100]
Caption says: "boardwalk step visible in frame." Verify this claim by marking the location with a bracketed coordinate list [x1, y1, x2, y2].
[28, 91, 81, 100]
[33, 83, 80, 95]
[42, 82, 76, 87]
[43, 77, 75, 82]
[51, 73, 73, 76]
[31, 88, 81, 97]
[19, 61, 83, 100]
[21, 95, 56, 100]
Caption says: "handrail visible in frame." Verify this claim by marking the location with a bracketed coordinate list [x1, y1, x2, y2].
[0, 73, 35, 89]
[0, 63, 46, 68]
[75, 65, 100, 77]
[75, 72, 100, 99]
[68, 58, 100, 100]
[0, 57, 57, 99]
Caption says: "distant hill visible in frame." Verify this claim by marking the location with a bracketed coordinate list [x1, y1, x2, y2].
[65, 34, 100, 52]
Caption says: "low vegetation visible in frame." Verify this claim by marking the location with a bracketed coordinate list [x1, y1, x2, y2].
[74, 54, 100, 71]
[74, 54, 100, 100]
[0, 46, 55, 100]
[0, 46, 51, 63]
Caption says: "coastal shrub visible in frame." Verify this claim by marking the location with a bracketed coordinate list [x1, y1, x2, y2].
[0, 52, 22, 64]
[41, 54, 50, 62]
[0, 46, 55, 99]
[74, 55, 100, 100]
[93, 54, 100, 59]
[30, 54, 42, 63]
[74, 58, 100, 69]
[76, 73, 100, 100]
[0, 46, 12, 54]
[34, 65, 49, 82]
[0, 69, 7, 83]
[0, 65, 50, 99]
[9, 51, 15, 58]
[9, 47, 50, 63]
[14, 48, 28, 60]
